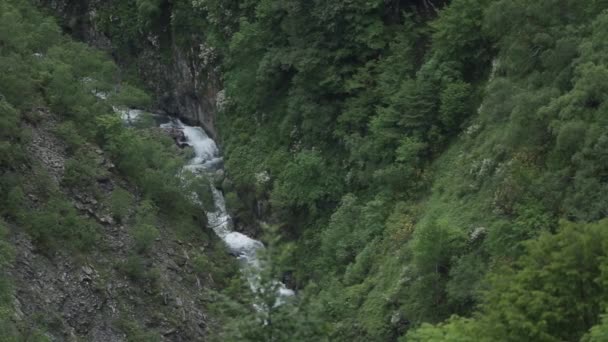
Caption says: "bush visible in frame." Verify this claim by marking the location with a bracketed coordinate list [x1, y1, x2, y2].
[133, 223, 159, 254]
[0, 222, 15, 269]
[62, 151, 103, 192]
[54, 122, 85, 155]
[136, 0, 163, 29]
[108, 187, 132, 222]
[25, 198, 99, 251]
[0, 221, 19, 340]
[192, 254, 212, 276]
[119, 254, 147, 281]
[116, 317, 161, 342]
[119, 254, 159, 288]
[110, 84, 152, 109]
[182, 171, 215, 211]
[0, 99, 27, 166]
[2, 186, 25, 221]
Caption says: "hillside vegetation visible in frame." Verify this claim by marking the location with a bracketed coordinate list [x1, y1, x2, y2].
[4, 0, 608, 341]
[190, 0, 608, 340]
[0, 1, 236, 340]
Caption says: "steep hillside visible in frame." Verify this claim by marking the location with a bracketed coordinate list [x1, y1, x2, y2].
[0, 1, 237, 340]
[7, 0, 608, 341]
[177, 0, 608, 341]
[39, 0, 222, 138]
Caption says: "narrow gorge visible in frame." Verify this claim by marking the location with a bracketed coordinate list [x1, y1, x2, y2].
[3, 0, 608, 341]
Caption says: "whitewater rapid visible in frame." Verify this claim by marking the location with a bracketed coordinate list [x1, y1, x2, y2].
[100, 82, 296, 302]
[160, 119, 294, 300]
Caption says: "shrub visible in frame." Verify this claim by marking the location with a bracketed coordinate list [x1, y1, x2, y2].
[118, 254, 160, 288]
[25, 198, 99, 251]
[110, 84, 152, 109]
[108, 187, 132, 222]
[0, 99, 27, 166]
[54, 122, 85, 155]
[192, 254, 211, 276]
[116, 317, 161, 342]
[119, 254, 147, 282]
[133, 223, 159, 254]
[2, 186, 25, 221]
[0, 222, 15, 269]
[62, 151, 102, 192]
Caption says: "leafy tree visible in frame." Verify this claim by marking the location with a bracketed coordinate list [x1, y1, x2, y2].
[583, 314, 608, 342]
[271, 150, 341, 214]
[408, 219, 608, 341]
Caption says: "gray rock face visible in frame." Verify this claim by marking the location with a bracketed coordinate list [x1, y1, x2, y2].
[27, 109, 67, 182]
[35, 0, 112, 50]
[11, 110, 213, 341]
[38, 0, 221, 139]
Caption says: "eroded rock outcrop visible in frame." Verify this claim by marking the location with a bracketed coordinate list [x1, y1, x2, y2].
[10, 110, 218, 341]
[38, 0, 221, 139]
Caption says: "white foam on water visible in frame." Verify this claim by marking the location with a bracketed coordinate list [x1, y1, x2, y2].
[91, 88, 144, 124]
[182, 125, 219, 164]
[165, 118, 294, 302]
[91, 83, 293, 301]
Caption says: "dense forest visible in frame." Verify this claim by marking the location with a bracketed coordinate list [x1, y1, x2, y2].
[2, 0, 608, 341]
[205, 0, 608, 340]
[0, 1, 239, 340]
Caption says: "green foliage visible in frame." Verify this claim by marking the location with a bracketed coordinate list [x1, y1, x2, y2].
[431, 0, 493, 74]
[119, 254, 160, 286]
[136, 0, 164, 29]
[205, 0, 608, 340]
[5, 0, 608, 340]
[110, 84, 152, 109]
[62, 150, 104, 193]
[211, 233, 328, 342]
[319, 194, 387, 274]
[25, 197, 99, 251]
[583, 314, 608, 342]
[133, 223, 159, 254]
[0, 2, 233, 339]
[482, 220, 608, 341]
[438, 81, 473, 133]
[272, 150, 341, 213]
[0, 99, 27, 166]
[54, 121, 85, 155]
[408, 219, 608, 341]
[405, 316, 481, 342]
[194, 241, 242, 291]
[100, 125, 198, 217]
[127, 200, 160, 253]
[116, 316, 162, 342]
[92, 111, 211, 226]
[181, 170, 216, 211]
[0, 221, 18, 340]
[108, 187, 133, 222]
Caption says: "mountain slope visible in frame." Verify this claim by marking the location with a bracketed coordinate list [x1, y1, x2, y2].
[182, 0, 608, 340]
[0, 1, 236, 340]
[6, 0, 608, 341]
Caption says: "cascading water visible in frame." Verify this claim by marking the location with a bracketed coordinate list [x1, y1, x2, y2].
[97, 83, 295, 303]
[159, 118, 294, 300]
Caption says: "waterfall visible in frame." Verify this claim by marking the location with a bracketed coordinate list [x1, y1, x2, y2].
[160, 118, 295, 300]
[104, 89, 295, 302]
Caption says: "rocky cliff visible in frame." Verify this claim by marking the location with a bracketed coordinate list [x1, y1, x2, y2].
[8, 110, 226, 341]
[39, 0, 221, 139]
